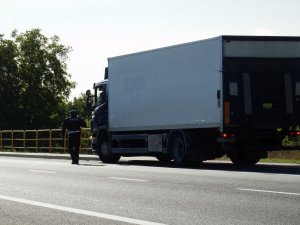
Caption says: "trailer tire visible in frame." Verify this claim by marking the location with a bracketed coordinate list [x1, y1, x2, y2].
[172, 133, 189, 166]
[98, 140, 120, 163]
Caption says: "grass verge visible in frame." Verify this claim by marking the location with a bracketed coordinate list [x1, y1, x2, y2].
[260, 158, 300, 164]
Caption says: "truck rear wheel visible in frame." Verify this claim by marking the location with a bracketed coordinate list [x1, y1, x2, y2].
[155, 153, 172, 162]
[229, 150, 260, 165]
[172, 133, 188, 166]
[98, 141, 120, 163]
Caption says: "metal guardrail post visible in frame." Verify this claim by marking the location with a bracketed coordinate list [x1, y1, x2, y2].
[64, 132, 67, 153]
[23, 130, 25, 151]
[36, 130, 38, 152]
[11, 130, 14, 149]
[49, 129, 52, 153]
[0, 130, 2, 149]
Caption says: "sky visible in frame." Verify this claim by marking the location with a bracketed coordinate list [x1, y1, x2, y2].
[1, 0, 300, 98]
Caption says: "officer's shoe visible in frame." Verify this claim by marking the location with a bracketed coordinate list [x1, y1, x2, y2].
[72, 161, 79, 165]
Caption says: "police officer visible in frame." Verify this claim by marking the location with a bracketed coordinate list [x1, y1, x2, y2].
[62, 110, 87, 164]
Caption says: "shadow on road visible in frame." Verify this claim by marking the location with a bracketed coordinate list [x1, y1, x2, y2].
[78, 163, 105, 167]
[117, 159, 300, 175]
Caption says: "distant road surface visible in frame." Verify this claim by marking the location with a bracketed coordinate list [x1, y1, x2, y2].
[0, 156, 299, 225]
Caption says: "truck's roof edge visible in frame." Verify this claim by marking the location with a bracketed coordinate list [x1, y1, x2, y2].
[222, 35, 300, 42]
[108, 35, 300, 61]
[107, 36, 222, 61]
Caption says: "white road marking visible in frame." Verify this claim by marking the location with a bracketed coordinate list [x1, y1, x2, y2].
[108, 177, 148, 182]
[28, 170, 56, 174]
[238, 188, 300, 196]
[0, 195, 166, 225]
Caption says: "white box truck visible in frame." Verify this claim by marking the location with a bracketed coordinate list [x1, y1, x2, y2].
[86, 35, 300, 165]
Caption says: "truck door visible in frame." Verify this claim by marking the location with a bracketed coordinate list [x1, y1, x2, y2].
[250, 69, 285, 126]
[223, 58, 300, 129]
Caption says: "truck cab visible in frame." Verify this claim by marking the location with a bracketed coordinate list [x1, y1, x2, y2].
[88, 80, 108, 151]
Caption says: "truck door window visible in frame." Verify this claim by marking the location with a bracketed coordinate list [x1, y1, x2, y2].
[295, 82, 300, 96]
[97, 90, 105, 106]
[229, 81, 238, 96]
[94, 87, 105, 107]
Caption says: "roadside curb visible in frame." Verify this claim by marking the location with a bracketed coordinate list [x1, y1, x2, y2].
[1, 152, 299, 166]
[0, 152, 99, 161]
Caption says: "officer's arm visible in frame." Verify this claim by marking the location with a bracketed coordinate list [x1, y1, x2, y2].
[78, 117, 87, 127]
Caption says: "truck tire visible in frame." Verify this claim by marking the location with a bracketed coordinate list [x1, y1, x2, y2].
[229, 150, 260, 165]
[98, 141, 120, 163]
[172, 133, 189, 166]
[155, 153, 172, 162]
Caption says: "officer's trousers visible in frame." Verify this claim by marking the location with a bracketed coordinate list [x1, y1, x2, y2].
[68, 135, 80, 163]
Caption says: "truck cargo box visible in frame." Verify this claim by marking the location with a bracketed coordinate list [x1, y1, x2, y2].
[108, 37, 222, 132]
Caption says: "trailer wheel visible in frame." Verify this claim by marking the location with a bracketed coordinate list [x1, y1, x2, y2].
[98, 141, 120, 163]
[172, 133, 188, 165]
[229, 150, 260, 165]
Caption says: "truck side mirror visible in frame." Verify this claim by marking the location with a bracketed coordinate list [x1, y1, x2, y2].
[85, 90, 93, 111]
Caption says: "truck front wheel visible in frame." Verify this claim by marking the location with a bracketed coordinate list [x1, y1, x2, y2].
[98, 141, 120, 163]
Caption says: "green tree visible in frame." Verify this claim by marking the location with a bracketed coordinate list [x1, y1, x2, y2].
[0, 29, 75, 129]
[0, 35, 19, 128]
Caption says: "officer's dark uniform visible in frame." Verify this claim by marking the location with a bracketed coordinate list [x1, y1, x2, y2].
[62, 110, 87, 164]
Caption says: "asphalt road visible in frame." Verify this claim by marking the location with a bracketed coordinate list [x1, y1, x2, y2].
[0, 156, 299, 225]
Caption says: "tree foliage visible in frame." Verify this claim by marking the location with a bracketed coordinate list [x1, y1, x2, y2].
[0, 29, 76, 129]
[67, 92, 91, 124]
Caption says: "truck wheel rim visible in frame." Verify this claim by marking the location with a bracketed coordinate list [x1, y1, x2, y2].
[174, 138, 185, 161]
[101, 142, 109, 156]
